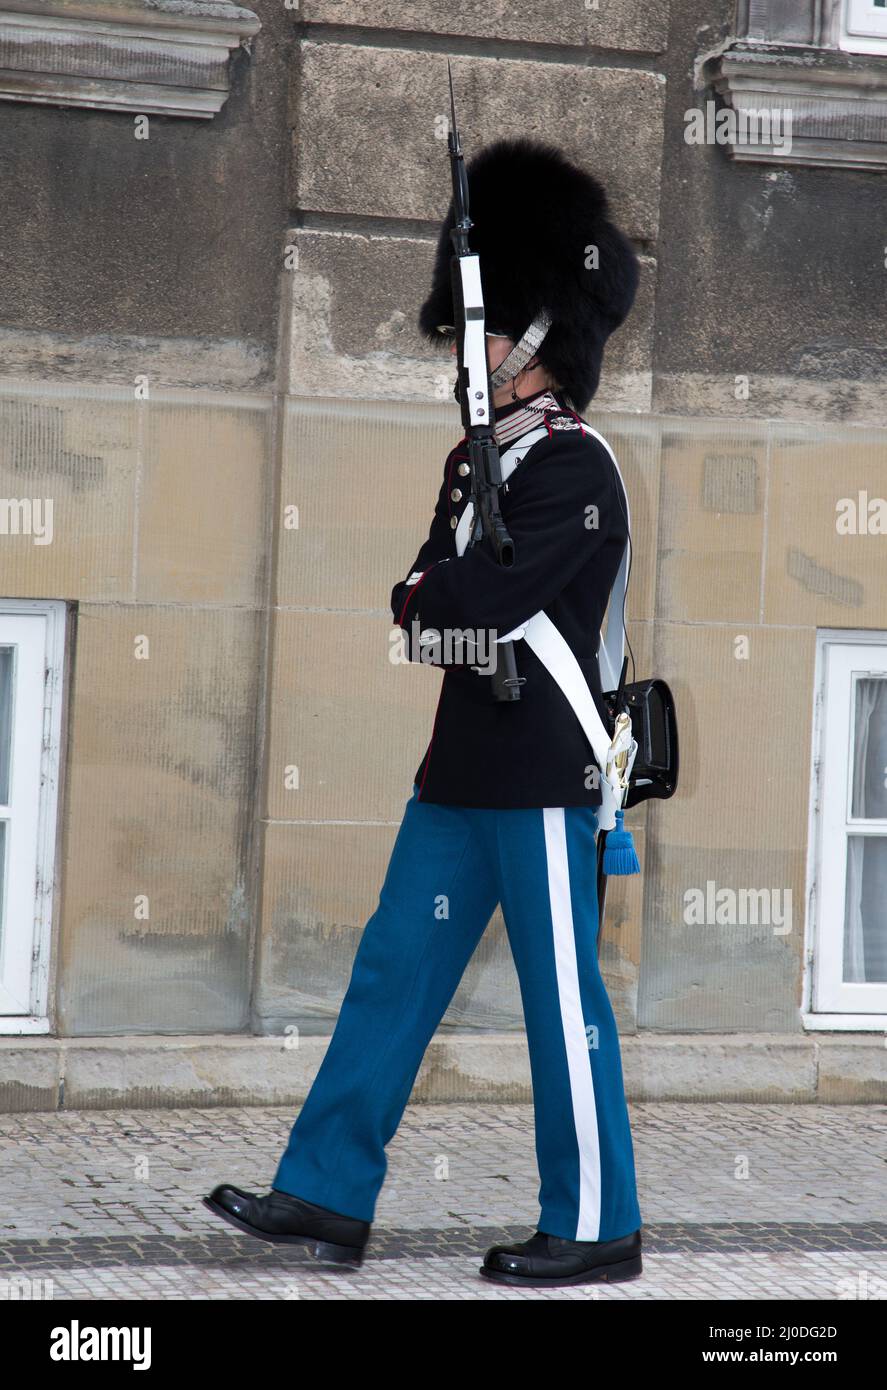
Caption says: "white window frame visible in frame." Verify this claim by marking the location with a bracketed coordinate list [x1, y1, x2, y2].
[804, 629, 887, 1030]
[840, 0, 887, 54]
[0, 600, 66, 1035]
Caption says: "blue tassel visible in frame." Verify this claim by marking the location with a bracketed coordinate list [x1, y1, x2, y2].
[602, 807, 640, 876]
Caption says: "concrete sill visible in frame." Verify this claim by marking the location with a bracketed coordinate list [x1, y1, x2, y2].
[0, 0, 261, 119]
[1, 1030, 886, 1111]
[707, 41, 887, 170]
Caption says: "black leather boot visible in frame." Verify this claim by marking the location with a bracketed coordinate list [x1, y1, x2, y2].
[202, 1184, 370, 1266]
[480, 1227, 642, 1287]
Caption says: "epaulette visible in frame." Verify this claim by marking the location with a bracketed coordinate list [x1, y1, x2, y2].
[540, 404, 587, 434]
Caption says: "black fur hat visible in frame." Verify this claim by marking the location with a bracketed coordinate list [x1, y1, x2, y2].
[418, 137, 639, 412]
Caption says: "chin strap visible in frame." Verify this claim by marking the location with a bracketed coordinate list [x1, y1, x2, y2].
[489, 309, 552, 388]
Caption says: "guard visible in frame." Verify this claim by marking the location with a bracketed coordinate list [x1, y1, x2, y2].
[204, 132, 644, 1289]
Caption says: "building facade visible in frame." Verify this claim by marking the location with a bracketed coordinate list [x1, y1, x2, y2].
[1, 0, 886, 1107]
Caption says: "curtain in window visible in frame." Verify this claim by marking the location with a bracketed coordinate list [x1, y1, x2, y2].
[844, 678, 887, 982]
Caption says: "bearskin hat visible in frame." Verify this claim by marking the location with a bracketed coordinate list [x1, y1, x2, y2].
[418, 137, 639, 412]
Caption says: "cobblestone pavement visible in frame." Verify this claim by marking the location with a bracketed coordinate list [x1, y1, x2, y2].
[1, 1102, 885, 1301]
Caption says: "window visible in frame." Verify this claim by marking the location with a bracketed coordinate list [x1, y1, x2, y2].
[712, 2, 887, 170]
[841, 0, 887, 52]
[0, 601, 66, 1034]
[806, 632, 887, 1027]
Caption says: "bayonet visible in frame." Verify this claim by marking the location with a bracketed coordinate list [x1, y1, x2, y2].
[445, 62, 524, 702]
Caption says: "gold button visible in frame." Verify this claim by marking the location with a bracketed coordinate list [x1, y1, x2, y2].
[457, 462, 469, 476]
[450, 515, 458, 529]
[450, 488, 462, 502]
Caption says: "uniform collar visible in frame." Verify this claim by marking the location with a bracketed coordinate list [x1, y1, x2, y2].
[493, 387, 565, 447]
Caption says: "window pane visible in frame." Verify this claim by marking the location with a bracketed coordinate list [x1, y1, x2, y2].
[847, 0, 887, 34]
[0, 820, 6, 955]
[851, 676, 887, 818]
[0, 648, 13, 806]
[844, 835, 887, 982]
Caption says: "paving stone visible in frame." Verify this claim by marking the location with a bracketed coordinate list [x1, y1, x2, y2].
[1, 1102, 885, 1299]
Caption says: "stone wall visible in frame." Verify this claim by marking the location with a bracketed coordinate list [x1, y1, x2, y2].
[1, 1, 886, 1052]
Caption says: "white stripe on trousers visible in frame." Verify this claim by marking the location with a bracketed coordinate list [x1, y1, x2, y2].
[542, 806, 602, 1240]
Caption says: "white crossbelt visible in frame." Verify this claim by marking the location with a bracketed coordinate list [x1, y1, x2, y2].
[453, 424, 634, 831]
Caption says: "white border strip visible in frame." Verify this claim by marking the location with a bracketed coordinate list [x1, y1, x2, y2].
[543, 806, 601, 1240]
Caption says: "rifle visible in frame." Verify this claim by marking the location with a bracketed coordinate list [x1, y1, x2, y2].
[446, 63, 525, 703]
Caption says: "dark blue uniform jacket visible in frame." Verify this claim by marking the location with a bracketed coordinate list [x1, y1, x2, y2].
[389, 389, 628, 808]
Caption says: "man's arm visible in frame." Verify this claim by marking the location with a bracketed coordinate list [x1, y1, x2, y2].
[392, 432, 619, 645]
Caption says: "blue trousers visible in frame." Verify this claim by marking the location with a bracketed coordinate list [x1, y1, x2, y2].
[273, 784, 642, 1242]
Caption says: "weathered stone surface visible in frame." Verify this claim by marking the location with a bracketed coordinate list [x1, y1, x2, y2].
[282, 228, 653, 409]
[624, 1034, 816, 1101]
[637, 620, 815, 1033]
[0, 1041, 60, 1112]
[0, 0, 289, 375]
[764, 422, 887, 626]
[276, 394, 462, 613]
[300, 0, 670, 53]
[61, 1035, 328, 1109]
[582, 413, 660, 620]
[0, 387, 270, 603]
[264, 607, 439, 823]
[258, 822, 526, 1034]
[139, 395, 270, 604]
[283, 229, 449, 402]
[0, 387, 137, 601]
[58, 603, 263, 1035]
[817, 1037, 887, 1103]
[296, 45, 664, 239]
[11, 1032, 887, 1111]
[652, 370, 887, 425]
[0, 327, 272, 391]
[654, 0, 887, 424]
[656, 418, 768, 624]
